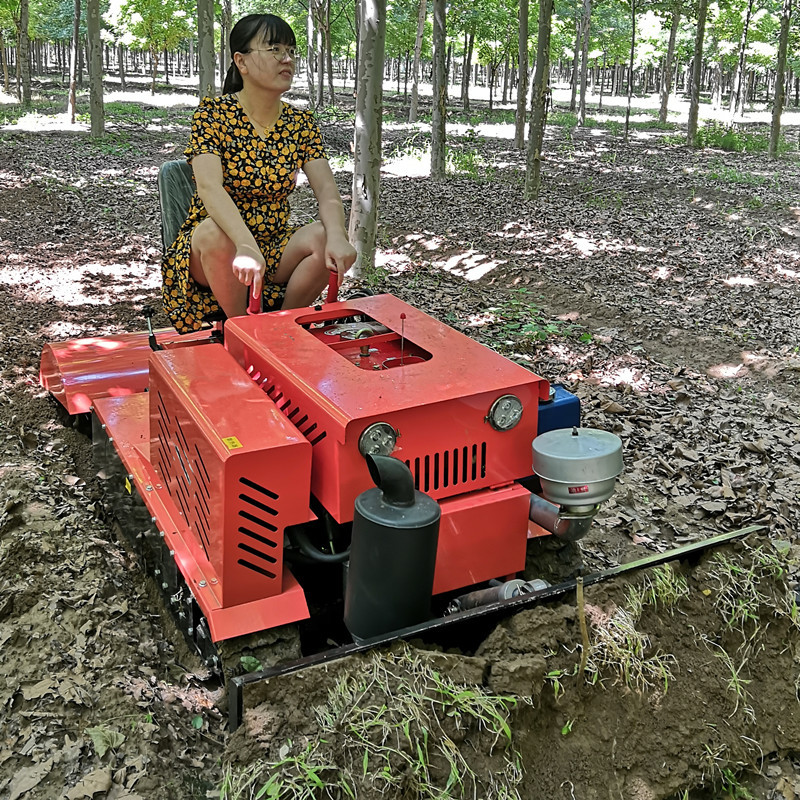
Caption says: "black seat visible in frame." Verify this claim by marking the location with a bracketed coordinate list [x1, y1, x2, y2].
[157, 160, 195, 252]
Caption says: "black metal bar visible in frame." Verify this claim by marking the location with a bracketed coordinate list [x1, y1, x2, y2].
[228, 524, 764, 730]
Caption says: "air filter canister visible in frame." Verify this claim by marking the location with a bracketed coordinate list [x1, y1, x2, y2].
[532, 427, 623, 509]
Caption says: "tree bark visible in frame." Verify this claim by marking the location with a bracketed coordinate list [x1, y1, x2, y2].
[0, 32, 9, 95]
[197, 0, 216, 98]
[461, 31, 473, 111]
[577, 0, 592, 125]
[729, 0, 754, 121]
[409, 0, 426, 123]
[349, 0, 386, 276]
[569, 15, 580, 112]
[86, 0, 104, 136]
[524, 0, 553, 200]
[18, 0, 30, 106]
[658, 5, 680, 123]
[431, 0, 447, 179]
[117, 43, 126, 90]
[68, 0, 80, 122]
[514, 0, 529, 149]
[769, 0, 792, 158]
[623, 0, 636, 141]
[307, 0, 317, 106]
[686, 0, 708, 144]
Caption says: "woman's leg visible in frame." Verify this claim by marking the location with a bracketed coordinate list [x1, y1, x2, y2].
[274, 221, 331, 309]
[189, 218, 248, 317]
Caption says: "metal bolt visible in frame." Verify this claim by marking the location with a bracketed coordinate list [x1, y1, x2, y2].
[187, 627, 194, 635]
[101, 424, 106, 430]
[198, 580, 207, 588]
[154, 569, 161, 576]
[145, 485, 153, 492]
[169, 550, 175, 556]
[127, 473, 134, 480]
[159, 530, 165, 538]
[210, 578, 218, 585]
[108, 437, 113, 443]
[162, 583, 168, 590]
[151, 516, 157, 523]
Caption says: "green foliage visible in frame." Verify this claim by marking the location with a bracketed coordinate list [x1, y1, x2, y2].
[548, 110, 579, 129]
[85, 725, 126, 757]
[693, 121, 787, 155]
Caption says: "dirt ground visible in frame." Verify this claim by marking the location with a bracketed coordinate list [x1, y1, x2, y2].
[1, 85, 799, 799]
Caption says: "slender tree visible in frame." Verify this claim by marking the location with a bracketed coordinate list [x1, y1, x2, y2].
[67, 0, 80, 121]
[769, 0, 792, 157]
[349, 0, 386, 275]
[658, 2, 681, 123]
[430, 0, 446, 179]
[86, 0, 103, 135]
[729, 0, 755, 120]
[409, 0, 426, 123]
[524, 0, 554, 200]
[687, 0, 708, 144]
[577, 0, 592, 125]
[623, 0, 636, 141]
[514, 0, 528, 149]
[17, 0, 29, 105]
[197, 0, 215, 98]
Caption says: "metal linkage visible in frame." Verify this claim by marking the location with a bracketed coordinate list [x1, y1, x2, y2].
[228, 524, 764, 730]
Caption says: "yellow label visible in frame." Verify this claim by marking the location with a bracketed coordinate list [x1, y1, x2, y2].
[124, 477, 132, 494]
[222, 436, 243, 450]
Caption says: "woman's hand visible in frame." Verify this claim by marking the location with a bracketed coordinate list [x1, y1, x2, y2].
[325, 231, 357, 286]
[232, 243, 266, 300]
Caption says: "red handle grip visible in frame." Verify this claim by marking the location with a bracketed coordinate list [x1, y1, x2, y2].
[326, 271, 338, 304]
[247, 287, 261, 315]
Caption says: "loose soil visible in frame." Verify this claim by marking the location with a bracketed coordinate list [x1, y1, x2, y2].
[1, 85, 799, 800]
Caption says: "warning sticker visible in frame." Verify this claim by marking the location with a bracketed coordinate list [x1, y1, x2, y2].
[124, 477, 132, 495]
[568, 485, 590, 494]
[222, 436, 243, 450]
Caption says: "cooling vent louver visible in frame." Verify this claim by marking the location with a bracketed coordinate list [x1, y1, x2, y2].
[406, 443, 488, 493]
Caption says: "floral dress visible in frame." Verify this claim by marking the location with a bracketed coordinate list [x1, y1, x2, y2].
[161, 95, 326, 333]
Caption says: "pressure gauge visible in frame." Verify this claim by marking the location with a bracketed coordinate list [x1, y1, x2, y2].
[358, 422, 398, 457]
[487, 394, 523, 431]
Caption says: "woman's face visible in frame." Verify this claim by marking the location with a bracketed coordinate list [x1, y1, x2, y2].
[236, 34, 295, 93]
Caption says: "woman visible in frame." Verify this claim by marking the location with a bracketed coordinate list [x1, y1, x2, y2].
[161, 14, 356, 333]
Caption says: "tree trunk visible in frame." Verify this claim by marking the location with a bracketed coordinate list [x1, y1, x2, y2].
[326, 0, 335, 104]
[315, 1, 325, 108]
[769, 0, 792, 158]
[349, 0, 386, 276]
[729, 0, 754, 121]
[687, 0, 708, 145]
[514, 0, 529, 149]
[307, 0, 317, 105]
[577, 0, 591, 125]
[525, 0, 554, 200]
[658, 5, 680, 123]
[17, 0, 30, 106]
[0, 33, 8, 94]
[461, 31, 473, 111]
[623, 0, 636, 141]
[68, 0, 80, 122]
[431, 0, 447, 179]
[197, 0, 216, 98]
[569, 15, 580, 111]
[117, 43, 126, 90]
[409, 0, 426, 123]
[221, 0, 231, 89]
[86, 0, 104, 136]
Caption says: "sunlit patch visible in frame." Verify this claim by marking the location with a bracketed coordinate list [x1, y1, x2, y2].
[434, 249, 504, 281]
[382, 151, 431, 178]
[653, 266, 671, 280]
[374, 250, 411, 271]
[776, 265, 800, 279]
[44, 321, 85, 339]
[723, 276, 756, 287]
[707, 362, 747, 379]
[561, 231, 596, 257]
[466, 311, 496, 328]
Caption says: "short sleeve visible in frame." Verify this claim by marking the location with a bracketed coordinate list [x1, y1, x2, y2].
[297, 110, 327, 167]
[184, 97, 225, 161]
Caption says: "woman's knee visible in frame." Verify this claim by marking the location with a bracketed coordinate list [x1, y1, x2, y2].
[193, 218, 235, 261]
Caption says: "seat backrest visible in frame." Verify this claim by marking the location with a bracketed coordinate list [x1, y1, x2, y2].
[157, 160, 195, 252]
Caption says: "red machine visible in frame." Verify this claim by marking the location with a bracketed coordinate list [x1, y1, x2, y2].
[41, 292, 621, 659]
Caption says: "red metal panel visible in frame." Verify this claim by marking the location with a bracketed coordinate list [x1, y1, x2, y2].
[432, 483, 531, 595]
[93, 392, 310, 641]
[224, 295, 549, 522]
[40, 328, 210, 414]
[148, 344, 314, 609]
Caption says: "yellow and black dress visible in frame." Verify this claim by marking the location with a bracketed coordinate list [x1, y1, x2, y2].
[161, 95, 326, 333]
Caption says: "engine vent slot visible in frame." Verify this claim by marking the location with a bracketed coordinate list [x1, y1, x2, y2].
[245, 370, 329, 447]
[405, 442, 487, 493]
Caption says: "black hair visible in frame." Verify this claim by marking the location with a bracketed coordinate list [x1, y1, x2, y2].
[223, 14, 297, 94]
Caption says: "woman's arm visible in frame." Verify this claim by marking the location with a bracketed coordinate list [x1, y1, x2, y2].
[303, 158, 356, 283]
[191, 152, 266, 297]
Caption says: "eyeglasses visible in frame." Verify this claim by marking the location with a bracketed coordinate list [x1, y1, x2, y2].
[251, 46, 297, 62]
